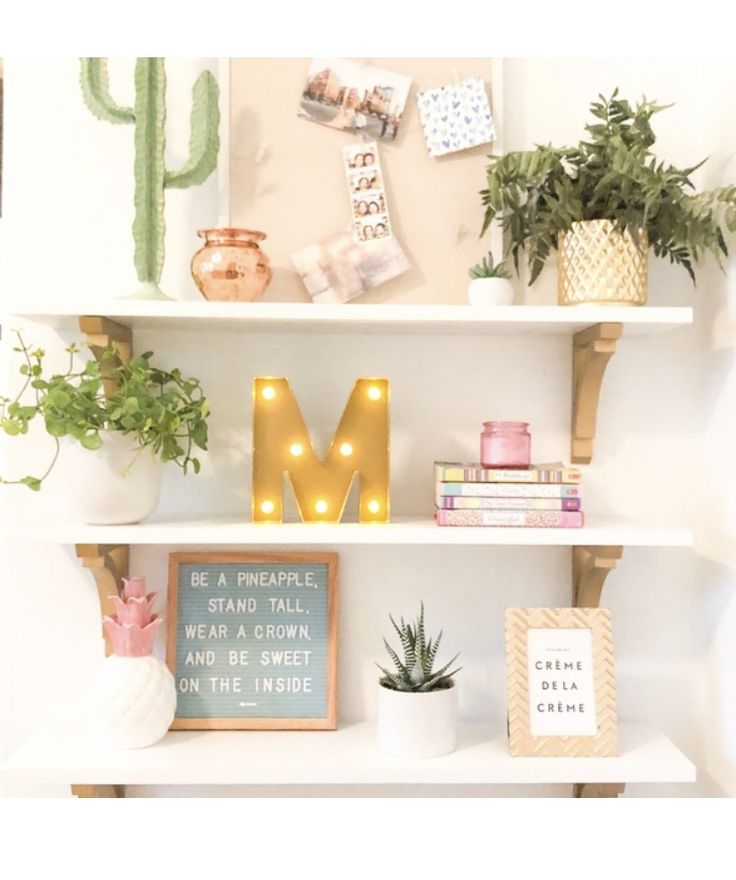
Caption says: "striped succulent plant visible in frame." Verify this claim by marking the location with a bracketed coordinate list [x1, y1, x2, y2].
[378, 603, 461, 692]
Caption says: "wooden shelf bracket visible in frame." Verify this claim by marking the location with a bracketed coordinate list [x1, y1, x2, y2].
[573, 782, 625, 798]
[78, 315, 133, 398]
[571, 322, 622, 464]
[75, 543, 129, 653]
[74, 543, 130, 798]
[572, 545, 623, 608]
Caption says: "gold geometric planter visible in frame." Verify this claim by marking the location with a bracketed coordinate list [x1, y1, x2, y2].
[558, 219, 648, 306]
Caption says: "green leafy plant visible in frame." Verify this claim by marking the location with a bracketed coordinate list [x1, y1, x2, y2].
[468, 251, 511, 280]
[80, 58, 220, 298]
[377, 603, 461, 692]
[0, 332, 210, 490]
[480, 89, 736, 284]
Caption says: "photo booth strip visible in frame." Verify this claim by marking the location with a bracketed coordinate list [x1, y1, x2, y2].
[343, 140, 393, 243]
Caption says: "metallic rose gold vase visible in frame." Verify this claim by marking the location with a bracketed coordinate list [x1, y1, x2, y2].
[191, 228, 273, 302]
[558, 219, 648, 306]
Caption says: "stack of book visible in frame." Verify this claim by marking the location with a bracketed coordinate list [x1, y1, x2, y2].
[434, 461, 583, 528]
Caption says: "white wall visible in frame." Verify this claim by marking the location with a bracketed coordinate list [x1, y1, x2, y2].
[2, 57, 735, 797]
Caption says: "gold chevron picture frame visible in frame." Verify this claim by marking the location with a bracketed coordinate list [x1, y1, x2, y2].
[505, 608, 618, 757]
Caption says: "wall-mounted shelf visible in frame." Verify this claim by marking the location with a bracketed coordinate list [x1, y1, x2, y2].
[4, 515, 693, 548]
[0, 721, 695, 788]
[6, 302, 693, 336]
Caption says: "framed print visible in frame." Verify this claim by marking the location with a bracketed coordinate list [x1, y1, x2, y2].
[505, 607, 618, 757]
[167, 552, 338, 730]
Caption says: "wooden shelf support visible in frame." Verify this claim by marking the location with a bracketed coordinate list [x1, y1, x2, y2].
[573, 782, 625, 798]
[572, 545, 623, 608]
[78, 315, 133, 397]
[571, 322, 622, 464]
[73, 544, 130, 799]
[71, 785, 125, 798]
[75, 543, 129, 653]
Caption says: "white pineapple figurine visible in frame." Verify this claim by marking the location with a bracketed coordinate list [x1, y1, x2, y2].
[90, 576, 176, 749]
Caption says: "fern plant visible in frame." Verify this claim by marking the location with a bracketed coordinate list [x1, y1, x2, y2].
[378, 603, 461, 692]
[480, 89, 736, 284]
[468, 251, 511, 280]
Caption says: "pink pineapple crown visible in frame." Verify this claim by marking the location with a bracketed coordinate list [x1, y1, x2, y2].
[102, 576, 163, 657]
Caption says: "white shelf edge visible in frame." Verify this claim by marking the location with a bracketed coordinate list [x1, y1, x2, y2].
[1, 515, 694, 547]
[0, 721, 696, 787]
[3, 302, 694, 336]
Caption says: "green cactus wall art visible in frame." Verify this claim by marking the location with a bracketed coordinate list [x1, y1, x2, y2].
[80, 58, 220, 300]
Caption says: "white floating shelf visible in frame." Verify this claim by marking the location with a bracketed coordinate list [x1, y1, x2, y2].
[0, 721, 695, 787]
[5, 515, 693, 547]
[6, 302, 693, 336]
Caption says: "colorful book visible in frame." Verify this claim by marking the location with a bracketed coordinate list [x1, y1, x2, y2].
[436, 509, 584, 528]
[438, 482, 580, 498]
[437, 496, 581, 511]
[435, 461, 581, 484]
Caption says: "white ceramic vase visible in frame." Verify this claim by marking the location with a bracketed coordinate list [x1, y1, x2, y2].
[376, 682, 457, 758]
[66, 431, 162, 524]
[468, 277, 515, 306]
[90, 654, 176, 749]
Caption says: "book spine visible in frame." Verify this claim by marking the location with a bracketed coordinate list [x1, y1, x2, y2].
[437, 497, 581, 511]
[438, 482, 581, 498]
[435, 509, 585, 528]
[434, 464, 581, 484]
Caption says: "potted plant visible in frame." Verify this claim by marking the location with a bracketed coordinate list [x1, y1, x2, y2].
[481, 90, 736, 306]
[467, 251, 514, 305]
[376, 603, 461, 758]
[0, 332, 209, 524]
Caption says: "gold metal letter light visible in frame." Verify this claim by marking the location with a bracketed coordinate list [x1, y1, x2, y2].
[253, 377, 390, 523]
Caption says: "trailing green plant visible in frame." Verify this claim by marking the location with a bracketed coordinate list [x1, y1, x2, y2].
[80, 58, 220, 298]
[468, 251, 511, 280]
[0, 332, 210, 490]
[480, 89, 736, 284]
[377, 603, 461, 693]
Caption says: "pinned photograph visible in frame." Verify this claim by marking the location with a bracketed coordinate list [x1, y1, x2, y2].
[291, 227, 410, 304]
[348, 169, 382, 194]
[343, 140, 393, 242]
[416, 75, 495, 158]
[299, 58, 412, 141]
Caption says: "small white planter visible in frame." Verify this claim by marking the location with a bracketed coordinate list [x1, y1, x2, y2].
[66, 431, 162, 524]
[89, 655, 177, 749]
[468, 277, 515, 306]
[376, 682, 457, 758]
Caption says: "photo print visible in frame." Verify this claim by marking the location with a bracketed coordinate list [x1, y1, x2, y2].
[416, 75, 496, 157]
[291, 227, 409, 305]
[343, 140, 393, 242]
[348, 168, 382, 194]
[299, 58, 412, 142]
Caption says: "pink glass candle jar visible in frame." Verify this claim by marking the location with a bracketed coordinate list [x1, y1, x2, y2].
[480, 421, 531, 469]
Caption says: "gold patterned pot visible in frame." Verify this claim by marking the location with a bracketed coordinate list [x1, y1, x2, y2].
[191, 228, 273, 302]
[558, 219, 648, 306]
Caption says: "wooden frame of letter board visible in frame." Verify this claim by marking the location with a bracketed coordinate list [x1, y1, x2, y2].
[505, 607, 618, 757]
[167, 551, 338, 730]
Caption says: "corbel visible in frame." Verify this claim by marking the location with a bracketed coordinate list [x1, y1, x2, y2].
[571, 323, 622, 464]
[572, 545, 623, 608]
[78, 315, 133, 397]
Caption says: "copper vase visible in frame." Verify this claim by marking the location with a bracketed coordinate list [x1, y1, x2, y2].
[191, 228, 273, 302]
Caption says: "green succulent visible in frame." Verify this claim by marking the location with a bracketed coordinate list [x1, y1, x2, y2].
[377, 603, 461, 692]
[0, 331, 210, 490]
[468, 251, 512, 280]
[480, 89, 736, 285]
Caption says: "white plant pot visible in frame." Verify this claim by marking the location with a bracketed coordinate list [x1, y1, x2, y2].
[66, 431, 162, 524]
[376, 682, 457, 758]
[468, 277, 515, 306]
[89, 655, 177, 749]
